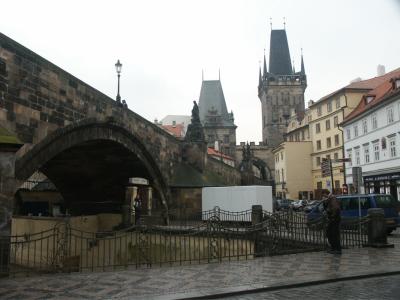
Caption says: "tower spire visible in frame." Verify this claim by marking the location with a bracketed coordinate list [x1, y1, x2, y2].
[292, 59, 295, 74]
[263, 49, 267, 79]
[258, 64, 262, 88]
[301, 49, 305, 75]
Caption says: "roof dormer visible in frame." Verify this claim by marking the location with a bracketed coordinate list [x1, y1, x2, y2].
[365, 95, 375, 104]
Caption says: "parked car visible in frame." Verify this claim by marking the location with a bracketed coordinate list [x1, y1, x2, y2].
[291, 200, 308, 211]
[307, 194, 400, 233]
[303, 200, 320, 213]
[276, 199, 291, 211]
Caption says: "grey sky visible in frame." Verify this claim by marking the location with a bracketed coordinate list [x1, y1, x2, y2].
[1, 0, 399, 143]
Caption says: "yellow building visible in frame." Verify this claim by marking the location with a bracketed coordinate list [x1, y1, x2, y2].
[308, 74, 395, 192]
[273, 140, 313, 200]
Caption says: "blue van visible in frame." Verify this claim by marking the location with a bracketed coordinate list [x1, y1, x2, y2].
[307, 194, 400, 233]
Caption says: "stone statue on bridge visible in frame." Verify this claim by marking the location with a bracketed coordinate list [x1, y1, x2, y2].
[185, 101, 204, 143]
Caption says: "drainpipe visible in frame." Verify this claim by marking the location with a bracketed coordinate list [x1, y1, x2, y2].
[338, 92, 348, 185]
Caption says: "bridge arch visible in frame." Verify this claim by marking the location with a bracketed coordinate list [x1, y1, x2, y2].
[15, 118, 170, 215]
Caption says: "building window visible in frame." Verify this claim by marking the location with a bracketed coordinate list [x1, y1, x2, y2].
[335, 98, 340, 109]
[316, 123, 321, 133]
[317, 106, 322, 116]
[334, 116, 338, 127]
[334, 152, 339, 160]
[327, 101, 332, 112]
[373, 142, 380, 161]
[224, 135, 229, 143]
[353, 124, 359, 137]
[389, 137, 397, 158]
[327, 137, 332, 148]
[334, 134, 340, 146]
[355, 148, 360, 165]
[289, 135, 294, 142]
[317, 181, 322, 189]
[335, 180, 340, 189]
[301, 131, 305, 140]
[347, 149, 352, 167]
[372, 113, 378, 129]
[364, 144, 370, 163]
[362, 119, 368, 134]
[280, 152, 283, 160]
[281, 169, 285, 182]
[316, 157, 321, 166]
[308, 115, 312, 122]
[326, 119, 331, 130]
[346, 128, 351, 140]
[317, 140, 321, 150]
[387, 106, 394, 124]
[326, 154, 331, 160]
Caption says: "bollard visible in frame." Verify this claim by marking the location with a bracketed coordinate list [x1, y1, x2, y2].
[367, 208, 392, 247]
[121, 204, 132, 227]
[252, 205, 263, 226]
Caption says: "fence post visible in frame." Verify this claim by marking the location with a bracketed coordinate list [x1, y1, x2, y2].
[251, 205, 263, 226]
[367, 208, 393, 248]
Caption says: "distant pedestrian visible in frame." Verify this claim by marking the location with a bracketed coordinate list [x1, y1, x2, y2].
[323, 191, 342, 254]
[133, 193, 142, 225]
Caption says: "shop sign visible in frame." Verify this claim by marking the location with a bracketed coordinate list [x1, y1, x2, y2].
[364, 172, 400, 182]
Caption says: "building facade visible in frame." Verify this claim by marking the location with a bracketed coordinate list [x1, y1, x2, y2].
[258, 29, 307, 148]
[273, 141, 313, 200]
[308, 70, 400, 193]
[198, 79, 237, 157]
[342, 69, 400, 201]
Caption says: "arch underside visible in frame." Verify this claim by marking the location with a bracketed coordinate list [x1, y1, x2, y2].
[15, 120, 169, 215]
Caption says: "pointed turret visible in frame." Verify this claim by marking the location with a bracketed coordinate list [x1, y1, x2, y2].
[258, 66, 262, 88]
[268, 29, 292, 75]
[263, 51, 268, 79]
[300, 52, 305, 75]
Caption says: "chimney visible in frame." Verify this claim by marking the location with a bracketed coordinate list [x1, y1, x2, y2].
[307, 100, 314, 107]
[172, 120, 176, 127]
[377, 65, 386, 76]
[214, 140, 220, 151]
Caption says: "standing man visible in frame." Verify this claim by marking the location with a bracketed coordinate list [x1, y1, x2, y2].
[323, 191, 342, 254]
[133, 192, 142, 225]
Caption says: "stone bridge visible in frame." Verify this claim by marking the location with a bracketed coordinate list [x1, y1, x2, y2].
[0, 32, 241, 220]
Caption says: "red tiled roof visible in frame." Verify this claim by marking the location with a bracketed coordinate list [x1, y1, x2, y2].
[207, 147, 235, 161]
[343, 69, 400, 123]
[161, 124, 185, 138]
[309, 68, 400, 106]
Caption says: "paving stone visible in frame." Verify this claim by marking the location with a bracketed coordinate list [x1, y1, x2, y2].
[0, 231, 400, 299]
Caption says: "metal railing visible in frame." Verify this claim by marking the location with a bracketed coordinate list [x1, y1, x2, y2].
[0, 210, 371, 278]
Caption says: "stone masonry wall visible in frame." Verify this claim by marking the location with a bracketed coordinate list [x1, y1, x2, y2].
[0, 32, 182, 184]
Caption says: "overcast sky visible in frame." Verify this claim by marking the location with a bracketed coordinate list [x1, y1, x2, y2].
[1, 0, 400, 143]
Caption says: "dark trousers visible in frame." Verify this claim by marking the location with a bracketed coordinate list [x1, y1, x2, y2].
[327, 219, 341, 251]
[135, 209, 141, 225]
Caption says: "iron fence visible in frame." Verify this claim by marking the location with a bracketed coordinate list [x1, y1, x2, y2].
[0, 210, 371, 278]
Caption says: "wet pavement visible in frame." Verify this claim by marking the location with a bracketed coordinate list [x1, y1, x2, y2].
[226, 274, 400, 299]
[0, 230, 400, 299]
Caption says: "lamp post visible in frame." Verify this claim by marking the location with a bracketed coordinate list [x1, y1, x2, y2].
[115, 59, 122, 103]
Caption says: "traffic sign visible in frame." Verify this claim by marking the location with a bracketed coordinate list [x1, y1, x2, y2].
[331, 158, 351, 163]
[321, 158, 331, 178]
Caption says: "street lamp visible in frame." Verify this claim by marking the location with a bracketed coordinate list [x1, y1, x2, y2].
[115, 59, 122, 103]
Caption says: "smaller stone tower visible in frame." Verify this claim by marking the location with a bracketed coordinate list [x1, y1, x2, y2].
[198, 78, 237, 157]
[258, 29, 307, 147]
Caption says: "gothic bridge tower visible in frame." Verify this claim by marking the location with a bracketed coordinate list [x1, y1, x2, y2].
[258, 28, 307, 147]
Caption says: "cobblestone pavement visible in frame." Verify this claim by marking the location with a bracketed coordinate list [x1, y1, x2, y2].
[0, 231, 400, 299]
[226, 274, 400, 300]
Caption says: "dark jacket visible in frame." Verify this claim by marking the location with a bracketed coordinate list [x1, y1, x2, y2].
[324, 195, 341, 221]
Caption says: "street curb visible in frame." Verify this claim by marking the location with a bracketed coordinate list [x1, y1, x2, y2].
[176, 270, 400, 299]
